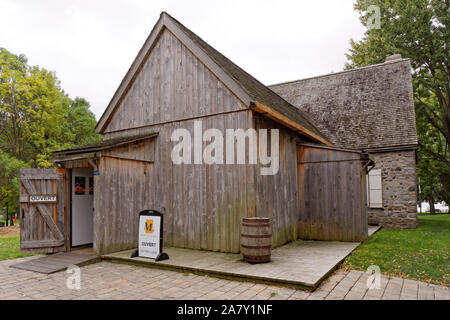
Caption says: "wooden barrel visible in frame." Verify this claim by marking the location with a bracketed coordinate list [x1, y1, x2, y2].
[241, 217, 272, 263]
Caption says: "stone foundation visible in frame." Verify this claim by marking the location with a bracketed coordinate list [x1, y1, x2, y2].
[368, 150, 417, 229]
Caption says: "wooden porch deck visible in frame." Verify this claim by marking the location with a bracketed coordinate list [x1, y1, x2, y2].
[103, 226, 380, 290]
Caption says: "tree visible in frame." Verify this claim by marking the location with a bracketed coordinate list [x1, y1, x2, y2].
[64, 97, 101, 146]
[1, 48, 68, 166]
[0, 47, 100, 214]
[346, 0, 450, 210]
[0, 151, 27, 214]
[416, 93, 450, 212]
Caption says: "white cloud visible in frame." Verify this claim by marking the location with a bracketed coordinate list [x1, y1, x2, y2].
[0, 0, 365, 119]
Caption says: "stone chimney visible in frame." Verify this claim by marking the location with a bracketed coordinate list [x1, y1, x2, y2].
[385, 54, 402, 62]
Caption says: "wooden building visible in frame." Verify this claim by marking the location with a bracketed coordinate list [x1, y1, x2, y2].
[270, 56, 418, 229]
[19, 12, 372, 255]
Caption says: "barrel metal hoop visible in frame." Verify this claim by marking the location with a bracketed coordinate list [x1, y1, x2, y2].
[241, 244, 272, 249]
[241, 234, 272, 238]
[242, 223, 271, 227]
[242, 255, 271, 261]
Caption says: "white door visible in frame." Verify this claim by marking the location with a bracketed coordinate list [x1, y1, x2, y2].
[71, 168, 94, 246]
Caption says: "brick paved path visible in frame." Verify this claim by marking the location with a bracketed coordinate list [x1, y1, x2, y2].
[0, 256, 448, 300]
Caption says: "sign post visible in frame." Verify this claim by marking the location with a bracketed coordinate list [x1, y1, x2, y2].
[131, 210, 169, 261]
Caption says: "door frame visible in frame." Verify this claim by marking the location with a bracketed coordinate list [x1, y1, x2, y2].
[69, 167, 94, 248]
[60, 161, 97, 252]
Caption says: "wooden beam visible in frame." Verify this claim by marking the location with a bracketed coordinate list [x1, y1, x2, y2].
[252, 101, 333, 146]
[21, 240, 64, 249]
[298, 143, 361, 154]
[20, 171, 63, 180]
[51, 152, 97, 163]
[87, 159, 98, 170]
[102, 155, 154, 164]
[103, 109, 248, 135]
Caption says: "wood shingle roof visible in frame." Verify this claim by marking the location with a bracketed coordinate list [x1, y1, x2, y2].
[270, 59, 418, 150]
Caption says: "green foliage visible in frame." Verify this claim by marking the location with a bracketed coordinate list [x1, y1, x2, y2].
[1, 49, 63, 167]
[346, 0, 450, 205]
[0, 47, 100, 213]
[416, 94, 450, 205]
[65, 97, 101, 146]
[0, 151, 28, 212]
[344, 215, 450, 285]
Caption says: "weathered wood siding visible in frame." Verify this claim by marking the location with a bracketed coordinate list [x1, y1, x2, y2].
[252, 115, 301, 248]
[95, 111, 256, 255]
[297, 145, 368, 242]
[94, 148, 155, 254]
[95, 115, 368, 254]
[103, 28, 245, 133]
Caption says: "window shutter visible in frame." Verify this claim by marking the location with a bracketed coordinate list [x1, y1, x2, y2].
[367, 169, 382, 208]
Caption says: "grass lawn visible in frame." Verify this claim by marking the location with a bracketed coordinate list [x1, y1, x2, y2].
[0, 224, 32, 261]
[344, 214, 450, 285]
[0, 218, 20, 226]
[0, 235, 33, 261]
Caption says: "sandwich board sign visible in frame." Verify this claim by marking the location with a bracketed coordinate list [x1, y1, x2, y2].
[131, 210, 169, 261]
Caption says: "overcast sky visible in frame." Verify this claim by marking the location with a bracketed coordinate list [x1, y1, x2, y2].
[0, 0, 366, 119]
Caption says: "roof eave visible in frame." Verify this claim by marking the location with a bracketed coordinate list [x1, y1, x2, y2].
[51, 152, 98, 163]
[251, 101, 333, 146]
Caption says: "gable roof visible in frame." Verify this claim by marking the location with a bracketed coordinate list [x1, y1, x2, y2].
[95, 12, 331, 146]
[269, 58, 418, 150]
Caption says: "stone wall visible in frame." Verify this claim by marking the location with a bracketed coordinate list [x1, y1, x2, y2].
[368, 150, 417, 229]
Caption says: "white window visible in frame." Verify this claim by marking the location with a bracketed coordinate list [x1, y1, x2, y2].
[367, 169, 383, 208]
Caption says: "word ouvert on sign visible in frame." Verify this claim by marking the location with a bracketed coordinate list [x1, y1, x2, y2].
[130, 209, 169, 261]
[29, 194, 57, 204]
